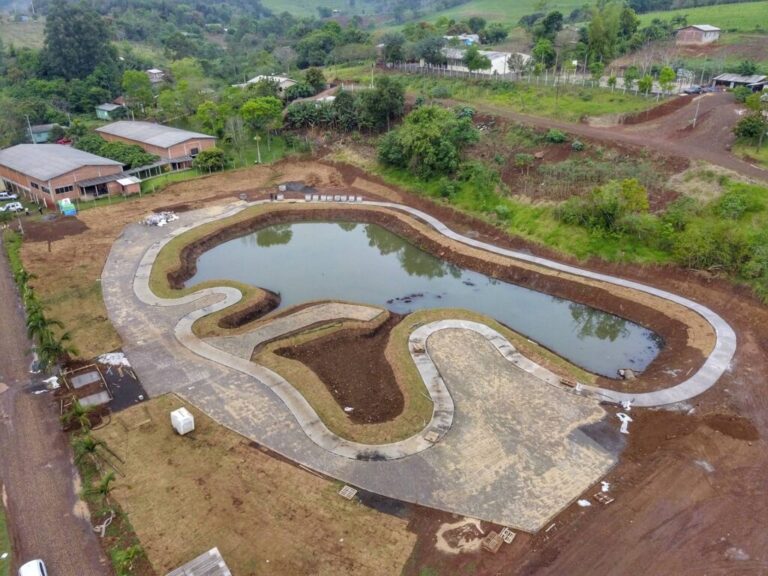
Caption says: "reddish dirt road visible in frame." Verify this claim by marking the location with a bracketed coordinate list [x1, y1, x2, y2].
[0, 239, 110, 576]
[470, 91, 768, 182]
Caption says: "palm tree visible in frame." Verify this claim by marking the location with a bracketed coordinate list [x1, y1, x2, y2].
[37, 329, 78, 372]
[61, 399, 94, 431]
[72, 433, 106, 464]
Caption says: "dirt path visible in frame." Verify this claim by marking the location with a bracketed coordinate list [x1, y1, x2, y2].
[463, 92, 768, 182]
[0, 239, 110, 576]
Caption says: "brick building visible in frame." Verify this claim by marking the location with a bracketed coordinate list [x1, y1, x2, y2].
[96, 121, 216, 170]
[0, 144, 141, 207]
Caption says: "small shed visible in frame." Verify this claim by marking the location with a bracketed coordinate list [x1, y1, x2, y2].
[166, 547, 232, 576]
[147, 68, 165, 84]
[96, 103, 123, 120]
[713, 73, 768, 90]
[676, 25, 720, 45]
[29, 123, 59, 144]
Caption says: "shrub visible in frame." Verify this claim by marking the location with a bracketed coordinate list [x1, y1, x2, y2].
[430, 85, 452, 99]
[715, 187, 763, 220]
[662, 196, 699, 232]
[545, 128, 567, 143]
[571, 139, 585, 151]
[436, 177, 459, 198]
[192, 147, 226, 172]
[732, 85, 752, 103]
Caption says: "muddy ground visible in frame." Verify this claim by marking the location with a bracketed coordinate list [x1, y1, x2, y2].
[276, 314, 405, 424]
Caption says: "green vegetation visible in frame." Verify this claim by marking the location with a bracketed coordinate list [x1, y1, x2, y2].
[0, 500, 9, 576]
[379, 160, 768, 300]
[74, 134, 158, 168]
[638, 1, 768, 32]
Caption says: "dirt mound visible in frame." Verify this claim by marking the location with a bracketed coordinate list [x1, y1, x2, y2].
[621, 96, 693, 125]
[23, 216, 89, 242]
[703, 413, 759, 441]
[276, 314, 405, 424]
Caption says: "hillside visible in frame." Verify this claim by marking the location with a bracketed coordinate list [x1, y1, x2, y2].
[638, 0, 768, 32]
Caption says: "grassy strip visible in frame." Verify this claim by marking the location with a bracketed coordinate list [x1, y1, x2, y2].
[73, 433, 151, 576]
[0, 500, 10, 576]
[638, 1, 768, 32]
[2, 230, 23, 278]
[733, 141, 768, 170]
[327, 67, 658, 122]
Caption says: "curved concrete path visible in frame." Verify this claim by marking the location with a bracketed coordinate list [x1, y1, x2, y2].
[102, 197, 736, 531]
[134, 219, 454, 460]
[364, 200, 736, 407]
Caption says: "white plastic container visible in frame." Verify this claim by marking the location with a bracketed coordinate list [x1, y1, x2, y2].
[171, 407, 195, 435]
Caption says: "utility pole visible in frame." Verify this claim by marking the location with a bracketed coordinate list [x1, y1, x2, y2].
[25, 115, 35, 144]
[692, 98, 702, 129]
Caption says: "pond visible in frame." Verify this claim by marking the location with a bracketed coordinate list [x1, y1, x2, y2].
[188, 221, 663, 377]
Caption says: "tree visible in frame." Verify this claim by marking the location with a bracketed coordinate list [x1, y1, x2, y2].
[463, 45, 491, 74]
[587, 2, 621, 62]
[589, 61, 605, 82]
[623, 66, 639, 91]
[482, 23, 508, 44]
[534, 11, 563, 42]
[195, 101, 229, 138]
[380, 32, 406, 62]
[193, 147, 226, 172]
[638, 74, 653, 94]
[39, 0, 117, 81]
[304, 68, 326, 94]
[415, 36, 446, 66]
[122, 70, 153, 113]
[284, 83, 315, 102]
[736, 60, 759, 76]
[658, 66, 676, 94]
[607, 74, 618, 89]
[358, 76, 405, 131]
[61, 400, 94, 432]
[532, 38, 556, 67]
[378, 105, 479, 178]
[332, 90, 358, 132]
[467, 16, 487, 34]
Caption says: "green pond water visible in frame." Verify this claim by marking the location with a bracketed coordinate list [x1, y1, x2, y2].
[189, 221, 663, 377]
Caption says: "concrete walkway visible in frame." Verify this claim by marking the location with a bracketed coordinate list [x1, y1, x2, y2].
[365, 201, 737, 407]
[100, 197, 736, 531]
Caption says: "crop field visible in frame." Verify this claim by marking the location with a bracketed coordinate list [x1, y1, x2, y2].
[638, 1, 768, 32]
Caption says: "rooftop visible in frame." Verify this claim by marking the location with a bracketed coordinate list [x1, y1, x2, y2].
[96, 103, 122, 111]
[0, 144, 122, 181]
[234, 74, 297, 88]
[713, 73, 767, 84]
[685, 24, 721, 32]
[166, 547, 232, 576]
[96, 122, 215, 149]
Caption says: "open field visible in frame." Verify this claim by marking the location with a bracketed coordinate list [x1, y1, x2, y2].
[0, 17, 45, 49]
[638, 1, 768, 32]
[392, 0, 584, 28]
[329, 67, 660, 122]
[733, 141, 768, 168]
[93, 394, 417, 575]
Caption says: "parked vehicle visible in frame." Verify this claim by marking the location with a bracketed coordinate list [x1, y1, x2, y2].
[0, 192, 19, 201]
[0, 202, 23, 213]
[18, 559, 48, 576]
[683, 85, 702, 94]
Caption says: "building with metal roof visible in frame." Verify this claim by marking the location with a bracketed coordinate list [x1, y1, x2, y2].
[713, 73, 768, 89]
[0, 144, 140, 207]
[95, 121, 216, 164]
[232, 74, 298, 95]
[676, 25, 721, 45]
[166, 547, 232, 576]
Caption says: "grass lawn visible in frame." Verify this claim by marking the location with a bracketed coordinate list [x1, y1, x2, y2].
[93, 395, 417, 575]
[0, 17, 45, 49]
[638, 1, 768, 32]
[327, 67, 659, 122]
[0, 502, 10, 576]
[733, 141, 768, 169]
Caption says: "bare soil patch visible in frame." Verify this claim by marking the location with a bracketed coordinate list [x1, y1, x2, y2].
[23, 216, 89, 242]
[276, 314, 405, 424]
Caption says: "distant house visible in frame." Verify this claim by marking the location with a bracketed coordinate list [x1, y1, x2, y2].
[676, 25, 720, 45]
[96, 121, 216, 171]
[713, 73, 767, 90]
[443, 34, 481, 46]
[0, 144, 138, 206]
[95, 103, 124, 120]
[146, 68, 165, 84]
[441, 48, 530, 75]
[232, 75, 298, 95]
[28, 123, 59, 144]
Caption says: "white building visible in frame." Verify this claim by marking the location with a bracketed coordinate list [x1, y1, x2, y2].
[232, 75, 298, 95]
[441, 48, 531, 75]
